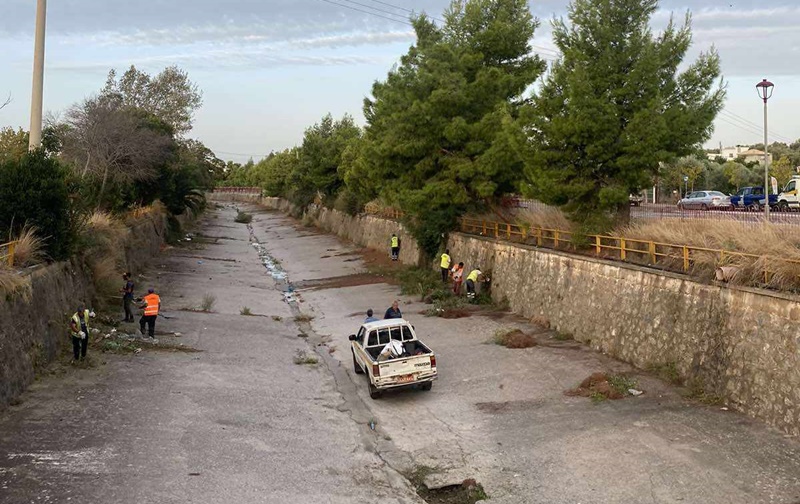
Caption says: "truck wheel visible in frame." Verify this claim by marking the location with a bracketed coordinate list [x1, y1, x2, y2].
[779, 201, 789, 212]
[368, 383, 382, 400]
[420, 382, 433, 391]
[352, 352, 364, 374]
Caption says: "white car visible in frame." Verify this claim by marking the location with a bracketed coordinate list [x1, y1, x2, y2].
[677, 191, 733, 211]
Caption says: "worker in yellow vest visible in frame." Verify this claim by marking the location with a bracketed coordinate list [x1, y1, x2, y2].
[390, 234, 400, 261]
[465, 267, 483, 300]
[139, 288, 161, 339]
[69, 304, 95, 362]
[440, 249, 451, 283]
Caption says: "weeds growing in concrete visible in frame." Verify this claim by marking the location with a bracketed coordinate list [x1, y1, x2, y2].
[685, 378, 724, 405]
[240, 306, 253, 316]
[200, 293, 216, 312]
[553, 331, 573, 341]
[648, 361, 682, 385]
[272, 315, 283, 321]
[234, 211, 253, 224]
[294, 313, 315, 322]
[293, 350, 318, 365]
[608, 374, 638, 396]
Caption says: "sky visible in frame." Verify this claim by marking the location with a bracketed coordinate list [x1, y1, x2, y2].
[1, 0, 798, 162]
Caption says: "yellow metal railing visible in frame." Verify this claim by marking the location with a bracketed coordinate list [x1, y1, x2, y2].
[458, 217, 800, 285]
[1, 240, 17, 267]
[366, 207, 405, 220]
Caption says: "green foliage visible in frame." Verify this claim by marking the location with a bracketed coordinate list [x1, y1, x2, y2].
[234, 211, 253, 224]
[772, 155, 794, 187]
[0, 150, 75, 259]
[346, 0, 546, 257]
[520, 0, 725, 230]
[0, 127, 28, 162]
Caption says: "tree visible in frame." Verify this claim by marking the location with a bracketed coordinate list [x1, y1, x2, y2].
[288, 114, 361, 206]
[346, 0, 546, 256]
[0, 127, 28, 162]
[519, 0, 725, 229]
[0, 150, 75, 259]
[102, 66, 202, 135]
[771, 155, 794, 188]
[722, 161, 751, 191]
[59, 96, 175, 207]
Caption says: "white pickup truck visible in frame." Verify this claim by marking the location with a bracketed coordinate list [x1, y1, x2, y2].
[349, 319, 437, 399]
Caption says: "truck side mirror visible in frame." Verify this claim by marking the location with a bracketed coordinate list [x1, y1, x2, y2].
[348, 334, 356, 341]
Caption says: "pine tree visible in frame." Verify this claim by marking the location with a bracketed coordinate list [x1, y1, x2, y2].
[519, 0, 724, 229]
[345, 0, 546, 256]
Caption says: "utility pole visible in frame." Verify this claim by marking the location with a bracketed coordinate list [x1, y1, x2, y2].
[28, 0, 47, 151]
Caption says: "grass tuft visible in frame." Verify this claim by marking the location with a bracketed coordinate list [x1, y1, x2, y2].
[234, 211, 253, 224]
[293, 350, 318, 365]
[294, 313, 315, 322]
[240, 306, 253, 316]
[11, 226, 45, 267]
[200, 293, 216, 312]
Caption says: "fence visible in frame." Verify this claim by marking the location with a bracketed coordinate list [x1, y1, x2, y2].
[365, 207, 405, 220]
[0, 241, 17, 267]
[213, 187, 262, 195]
[458, 217, 800, 286]
[512, 199, 800, 229]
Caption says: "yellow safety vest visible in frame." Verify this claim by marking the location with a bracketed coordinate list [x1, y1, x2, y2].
[467, 270, 481, 282]
[71, 310, 90, 336]
[143, 293, 161, 316]
[440, 253, 451, 268]
[391, 236, 399, 248]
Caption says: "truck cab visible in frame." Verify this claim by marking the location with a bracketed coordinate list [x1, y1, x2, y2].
[778, 176, 800, 211]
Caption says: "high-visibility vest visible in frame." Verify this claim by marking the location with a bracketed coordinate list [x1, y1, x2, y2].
[391, 236, 399, 248]
[440, 253, 451, 268]
[71, 310, 90, 336]
[467, 270, 481, 282]
[143, 293, 160, 316]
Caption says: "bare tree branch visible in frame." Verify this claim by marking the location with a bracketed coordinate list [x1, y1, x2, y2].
[0, 93, 11, 111]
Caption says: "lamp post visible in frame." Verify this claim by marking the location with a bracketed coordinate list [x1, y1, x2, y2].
[756, 78, 774, 222]
[28, 0, 47, 150]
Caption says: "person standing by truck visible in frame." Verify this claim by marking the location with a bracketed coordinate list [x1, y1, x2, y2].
[384, 300, 402, 319]
[139, 288, 161, 339]
[440, 249, 451, 283]
[390, 234, 400, 261]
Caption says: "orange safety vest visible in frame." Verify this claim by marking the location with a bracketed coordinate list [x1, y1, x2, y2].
[143, 293, 160, 316]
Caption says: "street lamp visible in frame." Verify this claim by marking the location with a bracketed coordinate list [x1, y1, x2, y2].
[756, 78, 774, 221]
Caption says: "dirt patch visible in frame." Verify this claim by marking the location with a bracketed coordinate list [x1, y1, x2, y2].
[492, 328, 537, 348]
[172, 254, 237, 263]
[293, 273, 394, 291]
[407, 467, 488, 504]
[475, 399, 542, 414]
[566, 372, 640, 401]
[439, 308, 472, 319]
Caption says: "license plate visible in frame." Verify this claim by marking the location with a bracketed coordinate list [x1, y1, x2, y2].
[397, 374, 415, 383]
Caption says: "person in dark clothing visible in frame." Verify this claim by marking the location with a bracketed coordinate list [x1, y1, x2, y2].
[121, 272, 135, 322]
[384, 300, 402, 319]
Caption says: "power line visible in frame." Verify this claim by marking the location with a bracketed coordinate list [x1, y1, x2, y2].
[719, 109, 794, 143]
[367, 0, 414, 14]
[318, 0, 413, 26]
[338, 0, 412, 22]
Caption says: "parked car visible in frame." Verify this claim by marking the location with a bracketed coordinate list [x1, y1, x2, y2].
[349, 319, 437, 399]
[677, 191, 733, 210]
[629, 194, 644, 207]
[777, 176, 800, 211]
[730, 186, 778, 211]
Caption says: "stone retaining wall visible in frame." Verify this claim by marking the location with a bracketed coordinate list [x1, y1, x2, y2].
[447, 232, 800, 435]
[0, 210, 177, 410]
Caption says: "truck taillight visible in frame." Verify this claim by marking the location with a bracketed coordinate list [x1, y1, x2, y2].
[372, 364, 380, 377]
[430, 355, 436, 368]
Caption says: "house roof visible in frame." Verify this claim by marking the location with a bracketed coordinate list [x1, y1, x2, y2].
[740, 149, 766, 156]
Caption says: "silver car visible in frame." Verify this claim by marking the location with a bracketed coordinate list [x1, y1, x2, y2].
[677, 191, 733, 211]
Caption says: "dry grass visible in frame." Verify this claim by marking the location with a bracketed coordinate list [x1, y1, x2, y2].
[0, 267, 31, 300]
[10, 226, 45, 267]
[515, 205, 573, 232]
[617, 220, 800, 290]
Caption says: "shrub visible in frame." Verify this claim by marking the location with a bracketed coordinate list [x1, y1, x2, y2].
[0, 150, 75, 259]
[200, 293, 216, 312]
[234, 211, 252, 224]
[10, 226, 45, 267]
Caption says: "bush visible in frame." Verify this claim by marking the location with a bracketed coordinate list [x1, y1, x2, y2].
[0, 150, 75, 259]
[234, 211, 252, 224]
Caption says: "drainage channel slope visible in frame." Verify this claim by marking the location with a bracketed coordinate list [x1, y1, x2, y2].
[243, 211, 487, 504]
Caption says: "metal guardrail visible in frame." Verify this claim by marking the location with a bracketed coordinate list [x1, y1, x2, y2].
[458, 217, 800, 285]
[1, 240, 17, 267]
[213, 187, 262, 195]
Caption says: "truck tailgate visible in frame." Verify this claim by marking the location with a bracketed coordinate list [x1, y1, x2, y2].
[376, 354, 435, 385]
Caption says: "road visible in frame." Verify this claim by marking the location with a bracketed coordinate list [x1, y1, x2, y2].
[1, 203, 799, 504]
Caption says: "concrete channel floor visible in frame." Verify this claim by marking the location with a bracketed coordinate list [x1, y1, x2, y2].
[0, 203, 799, 504]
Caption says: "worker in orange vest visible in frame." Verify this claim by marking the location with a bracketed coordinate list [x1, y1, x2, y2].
[139, 288, 161, 339]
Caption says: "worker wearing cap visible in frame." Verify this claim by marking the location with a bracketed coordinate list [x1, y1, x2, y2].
[139, 288, 161, 339]
[465, 268, 483, 300]
[69, 303, 95, 362]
